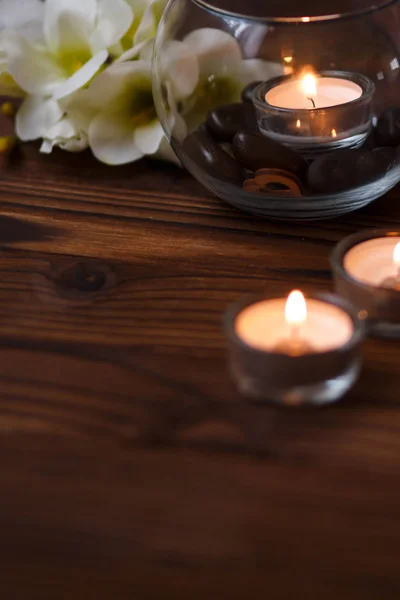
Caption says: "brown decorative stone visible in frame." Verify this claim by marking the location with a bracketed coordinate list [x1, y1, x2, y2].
[207, 103, 259, 142]
[372, 147, 398, 172]
[376, 107, 400, 147]
[233, 132, 308, 178]
[307, 149, 391, 193]
[182, 128, 245, 184]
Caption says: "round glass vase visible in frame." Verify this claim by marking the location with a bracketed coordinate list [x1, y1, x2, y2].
[152, 0, 400, 221]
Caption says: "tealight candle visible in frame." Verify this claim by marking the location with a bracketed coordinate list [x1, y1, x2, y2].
[332, 230, 400, 338]
[225, 291, 364, 406]
[236, 290, 353, 354]
[265, 73, 362, 110]
[382, 243, 400, 289]
[252, 70, 375, 159]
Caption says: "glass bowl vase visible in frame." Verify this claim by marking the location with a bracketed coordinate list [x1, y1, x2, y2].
[152, 0, 400, 221]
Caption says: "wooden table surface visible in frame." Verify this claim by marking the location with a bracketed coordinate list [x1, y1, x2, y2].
[1, 135, 400, 598]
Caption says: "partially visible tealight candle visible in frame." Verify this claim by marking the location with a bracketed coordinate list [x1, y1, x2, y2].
[344, 237, 400, 288]
[235, 290, 354, 353]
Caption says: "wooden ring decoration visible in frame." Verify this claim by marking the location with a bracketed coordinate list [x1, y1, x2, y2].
[243, 168, 304, 197]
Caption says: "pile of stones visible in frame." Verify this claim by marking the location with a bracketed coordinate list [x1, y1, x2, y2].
[182, 81, 400, 197]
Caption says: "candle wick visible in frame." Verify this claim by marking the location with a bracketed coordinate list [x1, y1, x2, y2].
[307, 96, 316, 109]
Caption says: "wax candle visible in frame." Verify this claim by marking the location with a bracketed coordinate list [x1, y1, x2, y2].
[252, 71, 374, 159]
[265, 73, 362, 110]
[344, 236, 400, 288]
[332, 230, 400, 339]
[235, 291, 354, 353]
[225, 291, 364, 405]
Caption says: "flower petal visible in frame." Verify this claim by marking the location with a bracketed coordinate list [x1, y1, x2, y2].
[161, 80, 187, 140]
[76, 59, 151, 108]
[134, 118, 164, 155]
[52, 49, 108, 100]
[183, 28, 242, 78]
[90, 0, 133, 53]
[115, 38, 149, 63]
[0, 71, 25, 96]
[16, 95, 63, 141]
[61, 133, 88, 152]
[89, 111, 143, 165]
[44, 0, 96, 53]
[133, 1, 156, 45]
[159, 40, 199, 100]
[138, 39, 154, 61]
[60, 88, 100, 132]
[3, 33, 65, 95]
[239, 59, 289, 85]
[133, 0, 166, 45]
[40, 116, 88, 153]
[0, 0, 44, 32]
[50, 11, 92, 55]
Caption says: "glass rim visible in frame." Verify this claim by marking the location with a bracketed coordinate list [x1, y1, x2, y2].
[224, 292, 366, 358]
[252, 71, 375, 115]
[191, 0, 399, 23]
[331, 228, 400, 297]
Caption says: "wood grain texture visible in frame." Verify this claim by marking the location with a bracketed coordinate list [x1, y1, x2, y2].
[0, 133, 400, 599]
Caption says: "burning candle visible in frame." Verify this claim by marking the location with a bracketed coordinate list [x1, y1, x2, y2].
[265, 71, 362, 110]
[343, 236, 400, 289]
[252, 70, 375, 159]
[385, 242, 400, 289]
[226, 291, 364, 405]
[235, 290, 354, 353]
[332, 230, 400, 338]
[275, 290, 314, 355]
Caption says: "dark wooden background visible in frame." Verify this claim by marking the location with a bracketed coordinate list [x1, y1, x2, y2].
[1, 123, 400, 598]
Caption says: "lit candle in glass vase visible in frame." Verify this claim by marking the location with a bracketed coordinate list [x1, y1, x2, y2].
[252, 70, 375, 159]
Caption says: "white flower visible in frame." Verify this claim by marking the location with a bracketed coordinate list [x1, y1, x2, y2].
[112, 0, 167, 61]
[0, 0, 44, 33]
[14, 93, 88, 152]
[184, 28, 242, 82]
[158, 40, 199, 101]
[67, 60, 177, 165]
[16, 95, 63, 141]
[159, 28, 288, 128]
[2, 0, 135, 102]
[40, 117, 88, 153]
[0, 0, 44, 96]
[239, 59, 293, 86]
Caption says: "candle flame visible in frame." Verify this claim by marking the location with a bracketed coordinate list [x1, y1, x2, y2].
[331, 128, 337, 138]
[296, 119, 301, 128]
[285, 290, 307, 328]
[301, 72, 317, 98]
[283, 56, 293, 63]
[393, 242, 400, 267]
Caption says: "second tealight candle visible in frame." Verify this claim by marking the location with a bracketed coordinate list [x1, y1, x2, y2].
[225, 290, 365, 406]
